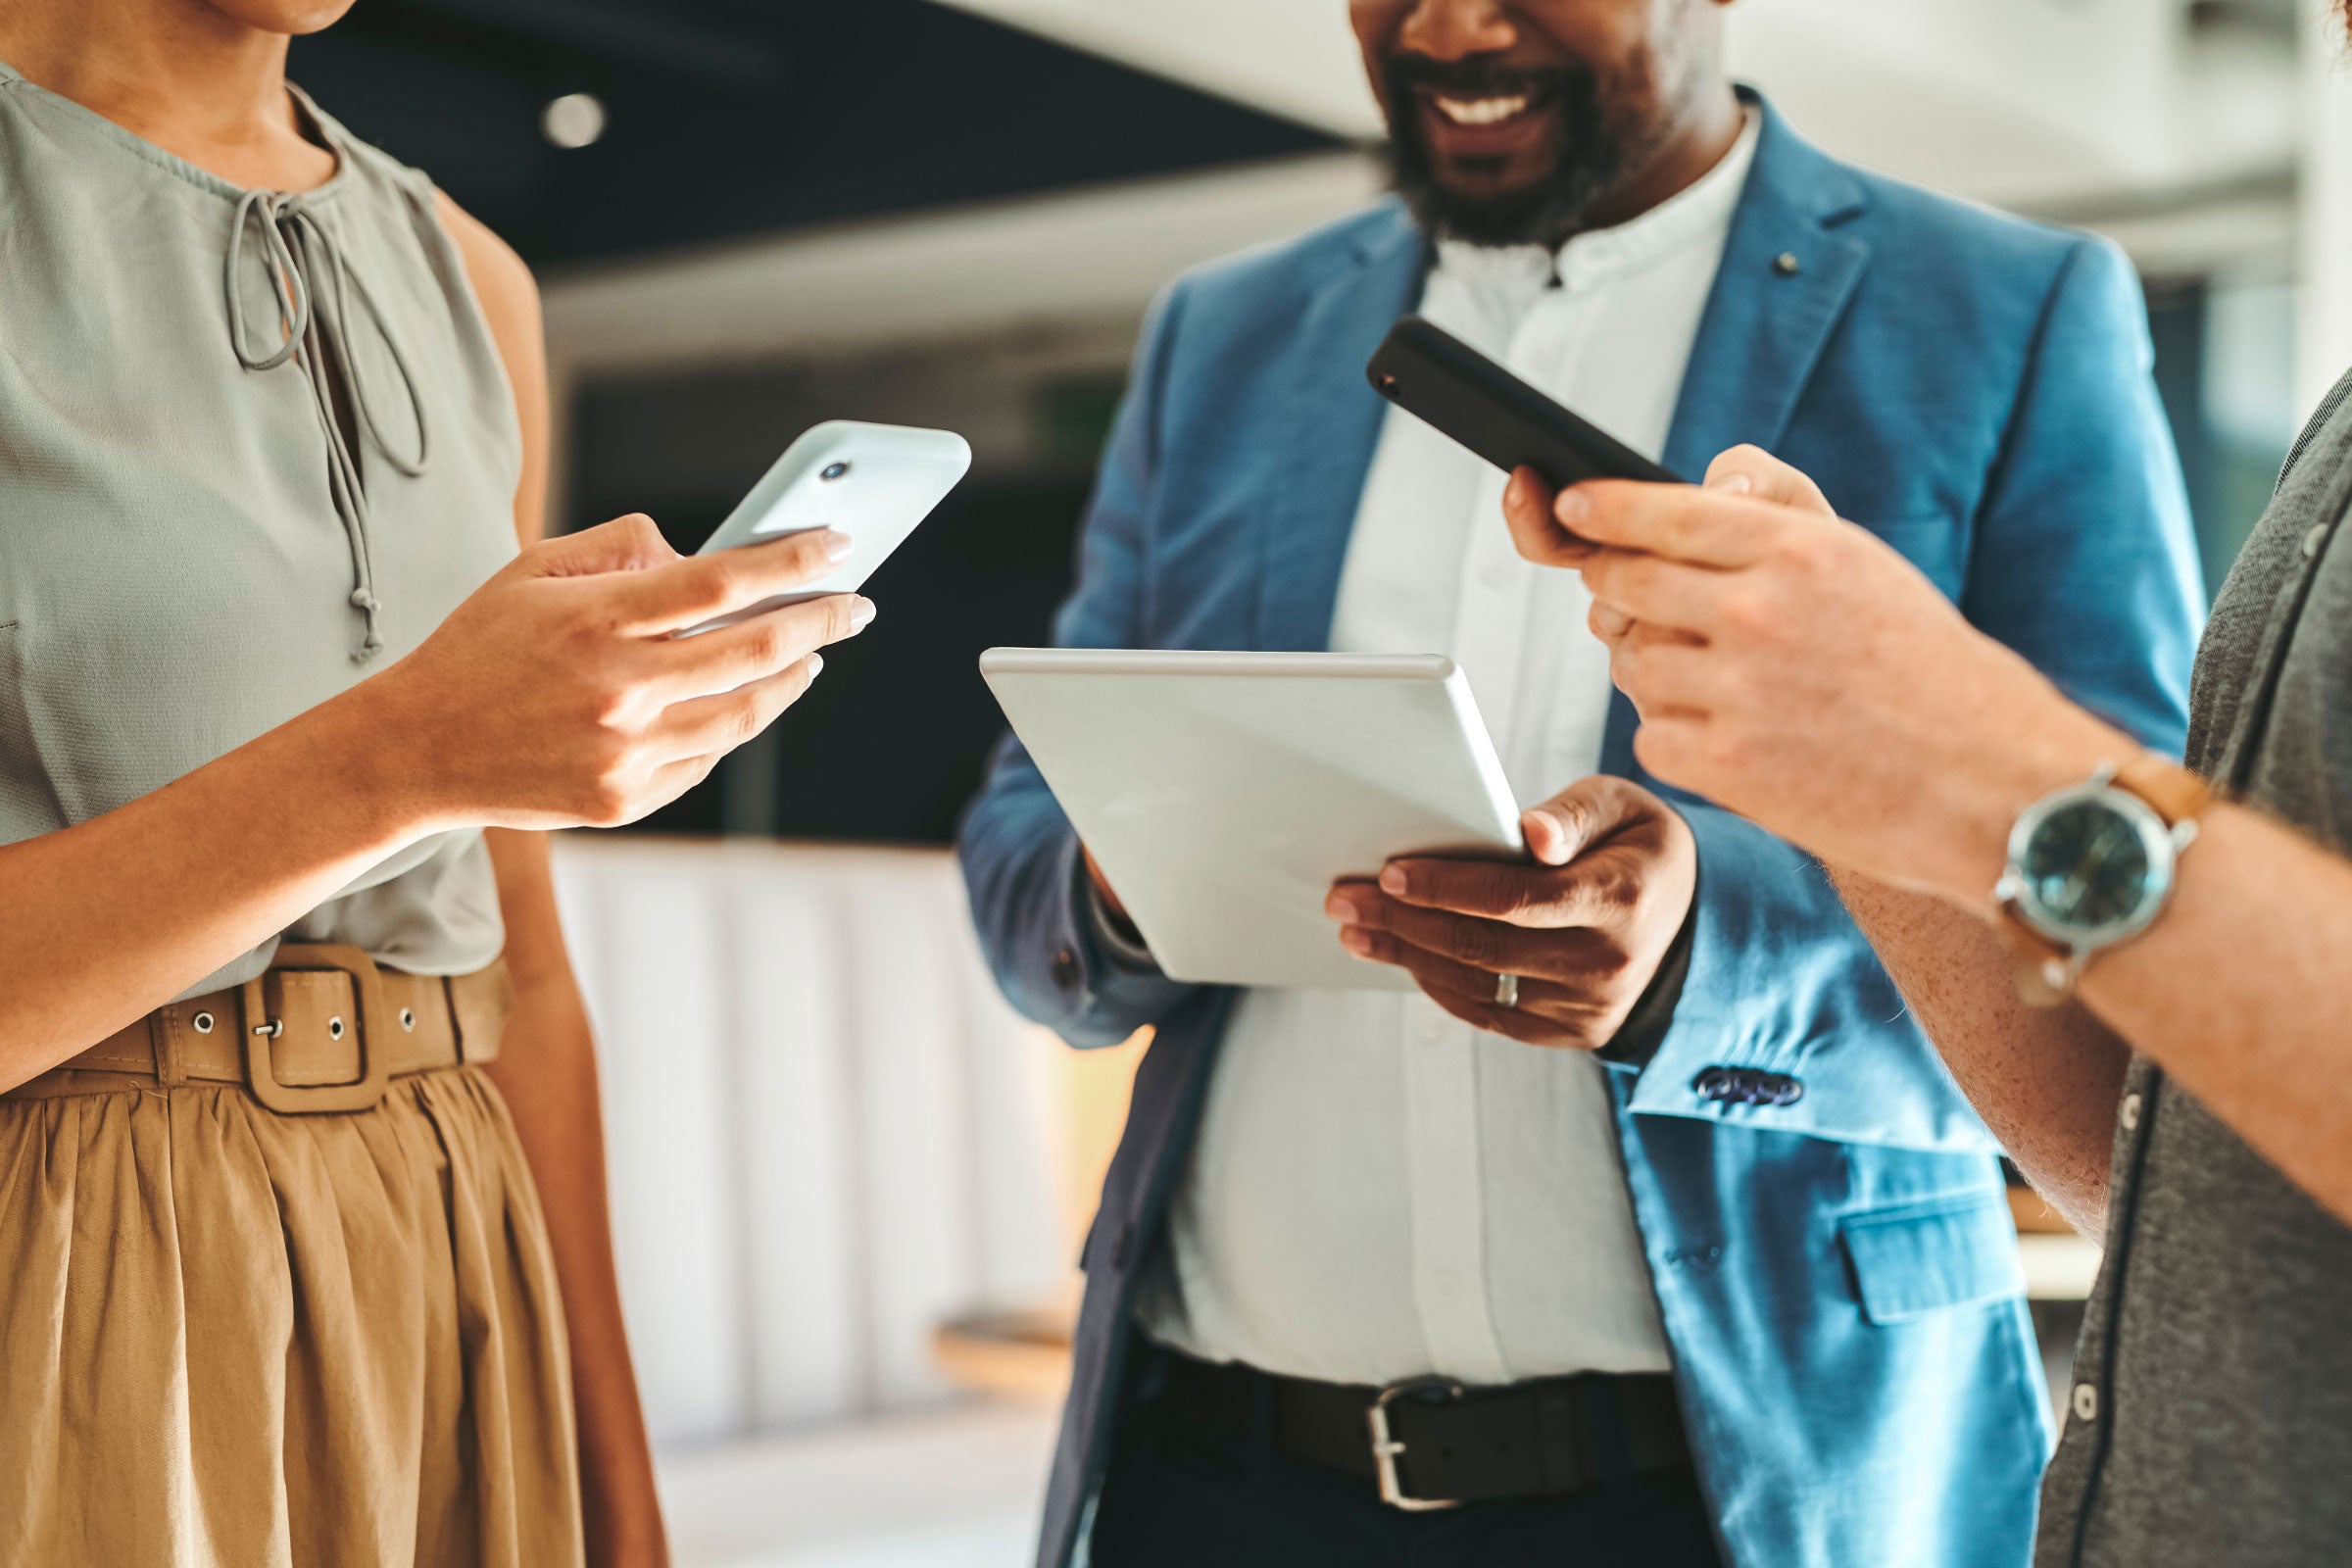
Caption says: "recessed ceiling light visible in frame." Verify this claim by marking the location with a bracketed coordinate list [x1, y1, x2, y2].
[541, 92, 607, 150]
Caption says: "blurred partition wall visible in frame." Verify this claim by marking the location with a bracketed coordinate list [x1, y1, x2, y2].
[549, 836, 1068, 1446]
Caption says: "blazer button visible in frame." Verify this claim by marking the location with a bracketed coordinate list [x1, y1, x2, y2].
[1053, 947, 1081, 993]
[1693, 1066, 1803, 1105]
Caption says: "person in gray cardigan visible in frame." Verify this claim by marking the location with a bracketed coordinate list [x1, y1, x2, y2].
[1496, 371, 2352, 1566]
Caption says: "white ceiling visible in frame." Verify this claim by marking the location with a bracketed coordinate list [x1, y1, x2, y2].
[932, 0, 2300, 210]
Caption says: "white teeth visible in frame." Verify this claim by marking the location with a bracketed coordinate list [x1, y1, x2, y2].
[1434, 94, 1532, 126]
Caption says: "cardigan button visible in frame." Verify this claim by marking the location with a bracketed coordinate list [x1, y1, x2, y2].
[1052, 947, 1081, 994]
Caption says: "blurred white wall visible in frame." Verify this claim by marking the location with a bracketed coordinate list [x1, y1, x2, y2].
[551, 837, 1068, 1446]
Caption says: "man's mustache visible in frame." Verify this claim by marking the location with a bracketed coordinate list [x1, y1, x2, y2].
[1384, 54, 1575, 102]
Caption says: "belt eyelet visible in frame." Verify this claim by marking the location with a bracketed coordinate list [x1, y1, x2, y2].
[327, 1015, 346, 1041]
[191, 1010, 215, 1035]
[399, 1007, 416, 1032]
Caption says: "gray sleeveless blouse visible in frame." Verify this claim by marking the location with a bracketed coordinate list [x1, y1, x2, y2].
[0, 66, 517, 997]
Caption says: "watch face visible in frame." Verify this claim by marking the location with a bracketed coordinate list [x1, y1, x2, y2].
[2016, 795, 2162, 937]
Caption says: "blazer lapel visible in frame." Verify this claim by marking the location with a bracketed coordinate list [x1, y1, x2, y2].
[1253, 203, 1428, 651]
[1604, 95, 1875, 777]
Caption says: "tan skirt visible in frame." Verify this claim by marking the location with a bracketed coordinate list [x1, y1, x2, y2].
[0, 1066, 584, 1568]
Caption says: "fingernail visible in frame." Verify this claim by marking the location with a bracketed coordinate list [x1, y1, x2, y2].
[1324, 890, 1356, 922]
[820, 529, 855, 563]
[1556, 488, 1591, 526]
[1341, 926, 1375, 956]
[1379, 864, 1408, 897]
[850, 597, 877, 630]
[807, 652, 824, 677]
[1709, 471, 1753, 494]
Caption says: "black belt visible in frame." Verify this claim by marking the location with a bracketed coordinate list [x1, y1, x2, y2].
[1144, 1348, 1694, 1511]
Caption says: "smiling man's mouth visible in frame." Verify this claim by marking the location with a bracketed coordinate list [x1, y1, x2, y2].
[1432, 93, 1534, 127]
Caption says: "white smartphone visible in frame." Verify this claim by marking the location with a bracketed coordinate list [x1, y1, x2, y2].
[683, 419, 972, 634]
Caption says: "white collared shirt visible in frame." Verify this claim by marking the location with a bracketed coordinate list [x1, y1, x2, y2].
[1134, 113, 1761, 1388]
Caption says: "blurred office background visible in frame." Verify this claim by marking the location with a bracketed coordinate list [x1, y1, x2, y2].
[285, 2, 2342, 1562]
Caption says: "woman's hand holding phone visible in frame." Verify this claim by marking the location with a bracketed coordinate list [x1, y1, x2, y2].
[370, 513, 875, 832]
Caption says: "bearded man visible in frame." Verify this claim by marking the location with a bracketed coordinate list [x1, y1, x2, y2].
[960, 4, 2205, 1565]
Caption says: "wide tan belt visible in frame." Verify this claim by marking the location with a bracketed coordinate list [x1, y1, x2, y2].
[8, 945, 513, 1114]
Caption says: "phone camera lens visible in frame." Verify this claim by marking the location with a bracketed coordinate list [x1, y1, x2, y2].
[820, 462, 852, 481]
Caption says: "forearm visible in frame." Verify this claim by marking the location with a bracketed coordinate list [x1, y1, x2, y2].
[1832, 871, 2130, 1232]
[481, 829, 664, 1568]
[2070, 804, 2352, 1224]
[1897, 706, 2352, 1225]
[959, 770, 1193, 1047]
[0, 680, 434, 1078]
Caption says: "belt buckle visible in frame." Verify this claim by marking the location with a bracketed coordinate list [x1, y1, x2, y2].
[1367, 1376, 1466, 1511]
[239, 943, 392, 1114]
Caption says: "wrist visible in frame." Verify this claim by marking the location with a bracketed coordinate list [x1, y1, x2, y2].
[305, 669, 466, 846]
[1922, 704, 2136, 907]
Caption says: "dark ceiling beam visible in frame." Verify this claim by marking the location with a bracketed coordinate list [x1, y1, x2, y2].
[391, 0, 786, 88]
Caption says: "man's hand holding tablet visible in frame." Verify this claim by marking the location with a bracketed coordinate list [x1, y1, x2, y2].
[1321, 776, 1694, 1050]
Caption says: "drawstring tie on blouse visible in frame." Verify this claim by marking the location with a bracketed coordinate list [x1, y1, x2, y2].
[224, 188, 431, 661]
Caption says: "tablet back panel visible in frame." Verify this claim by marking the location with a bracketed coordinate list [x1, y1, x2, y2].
[980, 650, 1523, 991]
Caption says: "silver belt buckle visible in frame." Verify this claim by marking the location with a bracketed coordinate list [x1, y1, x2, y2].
[1367, 1376, 1466, 1511]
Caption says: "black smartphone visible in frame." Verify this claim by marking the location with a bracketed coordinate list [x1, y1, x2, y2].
[1365, 316, 1687, 487]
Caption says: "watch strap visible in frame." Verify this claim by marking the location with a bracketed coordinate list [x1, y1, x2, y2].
[1995, 909, 2079, 1008]
[2113, 751, 2214, 828]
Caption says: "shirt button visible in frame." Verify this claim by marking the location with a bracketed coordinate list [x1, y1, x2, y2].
[2072, 1384, 2099, 1424]
[1052, 947, 1081, 993]
[2120, 1093, 2143, 1132]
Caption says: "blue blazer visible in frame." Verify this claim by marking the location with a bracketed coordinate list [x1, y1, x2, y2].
[960, 97, 2203, 1568]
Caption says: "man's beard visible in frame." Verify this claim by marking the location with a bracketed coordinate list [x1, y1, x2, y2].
[1383, 55, 1625, 250]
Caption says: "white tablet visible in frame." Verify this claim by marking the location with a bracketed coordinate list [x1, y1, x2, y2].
[980, 649, 1525, 991]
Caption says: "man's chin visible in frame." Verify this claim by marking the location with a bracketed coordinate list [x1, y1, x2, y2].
[1407, 184, 1565, 250]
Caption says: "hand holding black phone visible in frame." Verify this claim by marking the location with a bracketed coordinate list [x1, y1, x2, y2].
[1365, 316, 1687, 489]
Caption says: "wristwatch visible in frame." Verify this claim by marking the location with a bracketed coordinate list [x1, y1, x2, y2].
[1993, 755, 2212, 1005]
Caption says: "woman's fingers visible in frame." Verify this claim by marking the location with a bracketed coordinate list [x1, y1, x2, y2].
[531, 512, 682, 577]
[636, 754, 726, 820]
[649, 654, 826, 761]
[650, 592, 871, 699]
[609, 528, 855, 635]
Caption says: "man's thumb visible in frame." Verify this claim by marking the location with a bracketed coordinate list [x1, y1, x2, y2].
[1703, 444, 1836, 519]
[1522, 778, 1630, 866]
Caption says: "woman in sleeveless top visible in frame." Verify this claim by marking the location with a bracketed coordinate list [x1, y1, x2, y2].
[0, 5, 876, 1565]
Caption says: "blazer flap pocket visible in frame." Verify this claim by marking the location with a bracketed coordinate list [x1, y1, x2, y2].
[1840, 1192, 2022, 1325]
